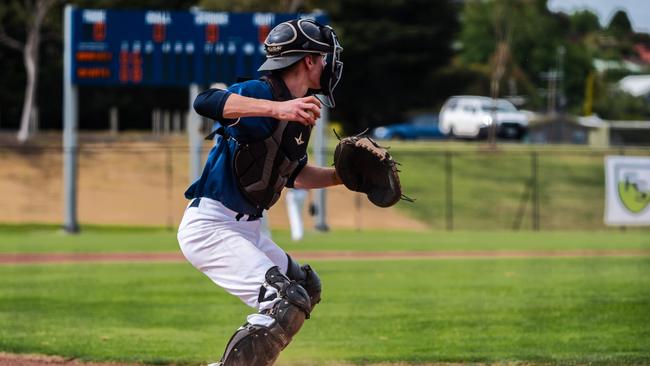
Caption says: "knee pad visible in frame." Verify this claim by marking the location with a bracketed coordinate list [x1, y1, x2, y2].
[265, 266, 311, 319]
[286, 255, 322, 309]
[219, 267, 311, 366]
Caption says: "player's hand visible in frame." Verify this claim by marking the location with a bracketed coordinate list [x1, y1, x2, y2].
[274, 96, 321, 126]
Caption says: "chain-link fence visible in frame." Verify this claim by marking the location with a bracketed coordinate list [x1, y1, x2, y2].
[1, 140, 649, 231]
[392, 145, 650, 231]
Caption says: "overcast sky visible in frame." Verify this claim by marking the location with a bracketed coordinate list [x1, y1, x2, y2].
[547, 0, 650, 34]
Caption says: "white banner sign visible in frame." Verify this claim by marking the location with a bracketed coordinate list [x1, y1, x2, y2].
[604, 156, 650, 226]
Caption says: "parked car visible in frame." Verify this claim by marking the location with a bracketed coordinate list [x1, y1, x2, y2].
[439, 96, 528, 139]
[371, 113, 445, 140]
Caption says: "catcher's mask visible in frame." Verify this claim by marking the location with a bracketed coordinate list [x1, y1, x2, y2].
[258, 19, 343, 108]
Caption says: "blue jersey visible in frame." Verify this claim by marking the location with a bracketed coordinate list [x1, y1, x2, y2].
[185, 79, 309, 215]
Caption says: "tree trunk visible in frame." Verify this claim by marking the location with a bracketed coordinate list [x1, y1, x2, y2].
[17, 30, 39, 142]
[16, 0, 53, 143]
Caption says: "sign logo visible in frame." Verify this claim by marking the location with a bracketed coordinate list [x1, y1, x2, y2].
[605, 156, 650, 226]
[617, 170, 650, 214]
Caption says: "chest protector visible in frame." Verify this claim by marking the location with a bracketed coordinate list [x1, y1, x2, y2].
[231, 75, 312, 211]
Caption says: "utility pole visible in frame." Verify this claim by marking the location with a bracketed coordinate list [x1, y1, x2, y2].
[488, 1, 511, 148]
[542, 46, 565, 116]
[557, 45, 566, 112]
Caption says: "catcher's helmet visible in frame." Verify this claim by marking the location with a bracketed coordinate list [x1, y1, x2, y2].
[258, 19, 343, 107]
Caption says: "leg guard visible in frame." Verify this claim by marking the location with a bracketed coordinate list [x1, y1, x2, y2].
[286, 254, 322, 311]
[219, 267, 311, 366]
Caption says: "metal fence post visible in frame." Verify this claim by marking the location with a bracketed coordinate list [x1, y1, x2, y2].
[445, 151, 453, 231]
[532, 151, 540, 231]
[619, 147, 626, 232]
[166, 146, 174, 231]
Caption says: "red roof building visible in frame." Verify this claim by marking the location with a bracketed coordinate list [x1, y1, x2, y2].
[634, 44, 650, 64]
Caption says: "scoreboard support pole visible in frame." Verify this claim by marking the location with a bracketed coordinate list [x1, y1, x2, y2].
[188, 83, 203, 183]
[63, 5, 80, 233]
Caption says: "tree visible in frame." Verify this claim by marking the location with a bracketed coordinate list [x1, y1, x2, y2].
[198, 0, 460, 131]
[607, 10, 632, 37]
[459, 0, 594, 112]
[198, 0, 303, 12]
[569, 9, 600, 35]
[460, 0, 556, 107]
[0, 0, 60, 142]
[328, 0, 459, 131]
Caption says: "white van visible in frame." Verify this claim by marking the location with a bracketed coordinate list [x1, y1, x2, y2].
[439, 96, 528, 139]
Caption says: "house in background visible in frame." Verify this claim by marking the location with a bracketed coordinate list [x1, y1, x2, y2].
[618, 74, 650, 100]
[633, 44, 650, 65]
[526, 114, 650, 147]
[527, 114, 592, 145]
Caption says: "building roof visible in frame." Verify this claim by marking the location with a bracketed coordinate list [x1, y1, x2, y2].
[594, 59, 643, 73]
[634, 44, 650, 64]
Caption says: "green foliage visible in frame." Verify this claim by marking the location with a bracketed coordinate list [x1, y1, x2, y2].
[458, 0, 494, 65]
[607, 10, 633, 37]
[459, 0, 596, 112]
[569, 9, 601, 35]
[563, 42, 594, 111]
[460, 0, 561, 70]
[0, 0, 646, 133]
[0, 0, 459, 133]
[432, 64, 491, 103]
[197, 0, 292, 12]
[72, 0, 197, 10]
[327, 0, 459, 132]
[593, 89, 650, 120]
[460, 0, 558, 109]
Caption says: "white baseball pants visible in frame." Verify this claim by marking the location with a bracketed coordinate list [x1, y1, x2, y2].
[177, 197, 288, 322]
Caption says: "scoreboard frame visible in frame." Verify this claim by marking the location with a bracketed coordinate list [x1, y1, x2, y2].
[69, 8, 326, 86]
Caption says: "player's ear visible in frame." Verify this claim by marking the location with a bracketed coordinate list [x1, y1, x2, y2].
[304, 55, 314, 68]
[305, 54, 318, 68]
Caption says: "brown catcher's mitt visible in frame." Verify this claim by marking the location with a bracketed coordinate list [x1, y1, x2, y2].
[334, 132, 409, 208]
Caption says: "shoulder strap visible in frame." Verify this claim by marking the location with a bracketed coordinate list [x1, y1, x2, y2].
[204, 125, 229, 141]
[260, 74, 293, 102]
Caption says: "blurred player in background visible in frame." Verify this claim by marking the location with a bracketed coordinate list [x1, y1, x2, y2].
[285, 188, 308, 241]
[177, 19, 343, 365]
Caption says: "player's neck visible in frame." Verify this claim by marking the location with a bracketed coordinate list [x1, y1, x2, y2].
[281, 71, 309, 99]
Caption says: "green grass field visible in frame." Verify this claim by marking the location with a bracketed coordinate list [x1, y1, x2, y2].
[1, 226, 649, 365]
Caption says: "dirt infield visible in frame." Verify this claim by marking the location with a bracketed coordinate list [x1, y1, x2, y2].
[0, 353, 141, 366]
[1, 249, 649, 265]
[0, 353, 473, 366]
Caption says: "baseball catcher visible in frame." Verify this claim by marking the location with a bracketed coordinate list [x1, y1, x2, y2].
[178, 18, 343, 366]
[177, 17, 406, 366]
